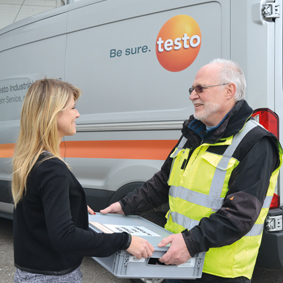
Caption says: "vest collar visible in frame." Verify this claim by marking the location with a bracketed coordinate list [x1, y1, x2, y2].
[188, 112, 229, 140]
[182, 100, 253, 146]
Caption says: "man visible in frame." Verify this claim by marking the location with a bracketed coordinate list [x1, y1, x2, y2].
[101, 59, 282, 282]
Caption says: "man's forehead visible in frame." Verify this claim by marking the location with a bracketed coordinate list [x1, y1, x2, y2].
[194, 64, 220, 84]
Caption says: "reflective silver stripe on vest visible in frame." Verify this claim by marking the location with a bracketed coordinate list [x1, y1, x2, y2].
[245, 223, 264, 237]
[170, 185, 223, 210]
[178, 136, 188, 148]
[171, 137, 188, 156]
[169, 119, 261, 231]
[170, 210, 264, 236]
[169, 137, 189, 177]
[263, 195, 273, 208]
[243, 195, 272, 236]
[209, 119, 259, 200]
[172, 137, 188, 157]
[171, 211, 199, 230]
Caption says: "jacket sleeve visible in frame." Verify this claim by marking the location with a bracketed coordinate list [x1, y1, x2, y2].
[120, 142, 178, 215]
[38, 159, 130, 257]
[183, 136, 280, 257]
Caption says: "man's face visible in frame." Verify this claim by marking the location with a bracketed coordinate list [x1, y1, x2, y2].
[189, 64, 234, 127]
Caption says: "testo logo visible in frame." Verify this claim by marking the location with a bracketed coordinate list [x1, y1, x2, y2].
[156, 15, 201, 72]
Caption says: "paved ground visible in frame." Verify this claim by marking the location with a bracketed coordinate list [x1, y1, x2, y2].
[1, 217, 283, 283]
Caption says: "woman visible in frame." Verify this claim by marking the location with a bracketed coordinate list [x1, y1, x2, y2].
[12, 78, 154, 282]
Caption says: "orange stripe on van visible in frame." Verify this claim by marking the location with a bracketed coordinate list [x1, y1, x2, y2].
[0, 143, 15, 158]
[0, 140, 177, 160]
[63, 140, 177, 160]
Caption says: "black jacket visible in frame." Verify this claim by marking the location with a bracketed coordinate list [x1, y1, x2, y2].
[120, 101, 280, 256]
[13, 154, 130, 275]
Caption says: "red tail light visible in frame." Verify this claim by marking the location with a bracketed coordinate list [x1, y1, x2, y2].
[252, 108, 279, 138]
[252, 108, 280, 209]
[270, 193, 280, 209]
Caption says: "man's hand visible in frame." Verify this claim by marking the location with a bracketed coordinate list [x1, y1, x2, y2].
[127, 236, 155, 259]
[158, 233, 191, 265]
[100, 202, 124, 214]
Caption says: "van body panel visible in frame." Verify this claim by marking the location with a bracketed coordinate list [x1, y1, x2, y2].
[0, 13, 68, 52]
[231, 0, 276, 109]
[65, 1, 225, 124]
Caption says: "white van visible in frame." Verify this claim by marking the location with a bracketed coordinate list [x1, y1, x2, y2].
[0, 0, 282, 271]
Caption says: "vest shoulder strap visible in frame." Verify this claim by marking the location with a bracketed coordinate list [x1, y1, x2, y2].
[232, 119, 272, 161]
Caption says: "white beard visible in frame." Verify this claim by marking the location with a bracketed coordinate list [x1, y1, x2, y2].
[193, 102, 221, 121]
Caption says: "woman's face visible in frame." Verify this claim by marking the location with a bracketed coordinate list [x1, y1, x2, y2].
[57, 96, 80, 140]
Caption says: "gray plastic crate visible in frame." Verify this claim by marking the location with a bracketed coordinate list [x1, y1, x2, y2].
[89, 213, 205, 279]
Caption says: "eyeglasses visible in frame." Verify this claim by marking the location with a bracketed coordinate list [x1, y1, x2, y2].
[188, 83, 229, 95]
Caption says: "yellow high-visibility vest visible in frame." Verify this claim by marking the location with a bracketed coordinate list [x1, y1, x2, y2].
[165, 119, 282, 279]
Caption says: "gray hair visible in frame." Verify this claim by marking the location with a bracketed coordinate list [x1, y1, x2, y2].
[210, 58, 246, 101]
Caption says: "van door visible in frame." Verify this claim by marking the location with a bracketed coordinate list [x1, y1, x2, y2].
[63, 0, 230, 209]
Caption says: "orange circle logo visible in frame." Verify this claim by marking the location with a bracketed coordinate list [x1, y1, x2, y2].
[156, 15, 201, 72]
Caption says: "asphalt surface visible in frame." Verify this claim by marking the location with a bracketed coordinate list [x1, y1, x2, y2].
[1, 217, 283, 283]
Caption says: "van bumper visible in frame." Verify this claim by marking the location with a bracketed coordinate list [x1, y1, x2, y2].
[257, 208, 283, 269]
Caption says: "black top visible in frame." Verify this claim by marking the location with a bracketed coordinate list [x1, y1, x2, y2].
[13, 153, 130, 275]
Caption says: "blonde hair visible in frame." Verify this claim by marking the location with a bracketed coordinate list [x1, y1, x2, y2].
[12, 78, 81, 207]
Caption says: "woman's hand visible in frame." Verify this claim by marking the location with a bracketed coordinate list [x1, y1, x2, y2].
[87, 205, 95, 215]
[126, 236, 154, 259]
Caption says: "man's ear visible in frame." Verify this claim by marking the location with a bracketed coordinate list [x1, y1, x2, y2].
[226, 83, 236, 100]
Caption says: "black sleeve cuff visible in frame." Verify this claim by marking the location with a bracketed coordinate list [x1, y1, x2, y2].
[119, 200, 133, 215]
[181, 229, 200, 257]
[121, 233, 132, 250]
